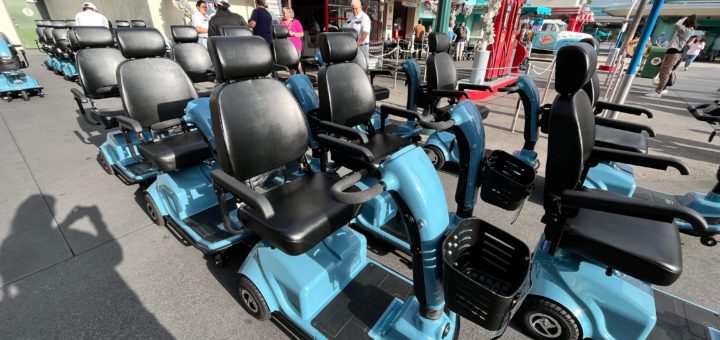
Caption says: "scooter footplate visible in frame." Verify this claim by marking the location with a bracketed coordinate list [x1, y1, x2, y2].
[311, 263, 412, 340]
[648, 290, 720, 340]
[633, 187, 680, 206]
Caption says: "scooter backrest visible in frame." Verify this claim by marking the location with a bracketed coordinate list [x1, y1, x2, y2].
[115, 20, 131, 28]
[50, 20, 68, 29]
[172, 29, 212, 83]
[66, 20, 77, 28]
[171, 25, 198, 44]
[270, 25, 299, 69]
[221, 26, 253, 37]
[116, 28, 166, 59]
[543, 43, 597, 207]
[208, 36, 310, 181]
[75, 27, 124, 99]
[52, 28, 70, 47]
[42, 27, 55, 46]
[117, 29, 197, 127]
[131, 20, 146, 28]
[427, 33, 456, 91]
[317, 32, 375, 127]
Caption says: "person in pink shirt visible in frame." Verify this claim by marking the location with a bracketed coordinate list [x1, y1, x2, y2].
[280, 7, 305, 74]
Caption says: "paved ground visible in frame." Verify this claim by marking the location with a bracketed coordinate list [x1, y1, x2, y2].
[0, 50, 718, 339]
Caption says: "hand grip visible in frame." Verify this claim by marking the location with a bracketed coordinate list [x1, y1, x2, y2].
[330, 170, 385, 204]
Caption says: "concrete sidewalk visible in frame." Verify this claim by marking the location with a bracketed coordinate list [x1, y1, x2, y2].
[0, 51, 718, 339]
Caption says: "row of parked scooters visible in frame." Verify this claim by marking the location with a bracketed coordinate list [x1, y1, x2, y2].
[58, 19, 719, 339]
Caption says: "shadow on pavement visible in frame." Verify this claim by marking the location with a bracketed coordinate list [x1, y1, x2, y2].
[0, 195, 172, 338]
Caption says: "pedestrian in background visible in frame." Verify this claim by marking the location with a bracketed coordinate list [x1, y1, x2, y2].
[347, 0, 371, 64]
[249, 0, 273, 43]
[208, 0, 247, 37]
[685, 36, 705, 71]
[646, 15, 696, 98]
[191, 0, 210, 47]
[281, 7, 304, 74]
[710, 36, 720, 61]
[74, 2, 109, 28]
[454, 23, 467, 61]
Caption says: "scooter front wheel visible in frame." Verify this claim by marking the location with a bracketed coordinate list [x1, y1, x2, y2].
[144, 193, 165, 227]
[516, 296, 580, 340]
[424, 145, 446, 170]
[237, 275, 271, 321]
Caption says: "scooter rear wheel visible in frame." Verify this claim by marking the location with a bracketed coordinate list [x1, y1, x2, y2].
[237, 275, 271, 321]
[516, 296, 580, 340]
[424, 145, 445, 170]
[144, 193, 165, 226]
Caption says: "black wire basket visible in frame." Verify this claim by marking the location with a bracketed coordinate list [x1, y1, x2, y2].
[480, 150, 535, 211]
[442, 218, 532, 331]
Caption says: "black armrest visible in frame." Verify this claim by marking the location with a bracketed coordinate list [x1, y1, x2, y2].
[368, 69, 393, 76]
[317, 134, 374, 163]
[498, 85, 520, 93]
[114, 115, 143, 134]
[211, 169, 274, 219]
[458, 83, 493, 92]
[561, 190, 708, 234]
[272, 63, 290, 72]
[595, 101, 653, 118]
[687, 104, 720, 123]
[317, 120, 369, 144]
[380, 104, 454, 130]
[595, 117, 656, 137]
[428, 89, 469, 100]
[150, 118, 183, 132]
[590, 146, 689, 175]
[71, 88, 88, 103]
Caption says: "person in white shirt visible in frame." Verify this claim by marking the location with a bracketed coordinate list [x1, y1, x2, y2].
[191, 0, 211, 47]
[347, 0, 371, 64]
[74, 2, 109, 28]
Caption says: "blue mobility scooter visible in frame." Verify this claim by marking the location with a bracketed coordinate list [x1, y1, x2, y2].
[97, 28, 210, 186]
[204, 35, 532, 339]
[0, 33, 43, 101]
[70, 26, 127, 131]
[513, 43, 719, 340]
[43, 21, 77, 79]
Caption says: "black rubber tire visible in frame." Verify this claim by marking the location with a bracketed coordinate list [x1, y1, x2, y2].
[424, 145, 446, 170]
[237, 275, 271, 321]
[701, 236, 717, 247]
[97, 151, 114, 175]
[21, 91, 29, 101]
[144, 193, 165, 226]
[517, 296, 581, 340]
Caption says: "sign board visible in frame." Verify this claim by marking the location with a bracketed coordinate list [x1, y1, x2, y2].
[265, 0, 282, 17]
[402, 1, 419, 7]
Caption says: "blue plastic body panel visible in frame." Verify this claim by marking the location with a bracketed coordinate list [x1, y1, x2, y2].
[98, 130, 157, 183]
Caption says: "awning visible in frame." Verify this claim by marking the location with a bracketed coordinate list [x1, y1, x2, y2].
[521, 5, 552, 17]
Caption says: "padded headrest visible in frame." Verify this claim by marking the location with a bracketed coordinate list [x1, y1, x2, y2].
[116, 20, 131, 28]
[116, 28, 166, 59]
[555, 43, 597, 96]
[50, 20, 68, 28]
[66, 20, 77, 28]
[271, 25, 289, 39]
[208, 36, 272, 82]
[171, 25, 198, 43]
[429, 33, 450, 53]
[131, 20, 146, 27]
[221, 26, 253, 37]
[74, 26, 114, 48]
[35, 20, 45, 27]
[340, 27, 358, 41]
[319, 33, 357, 64]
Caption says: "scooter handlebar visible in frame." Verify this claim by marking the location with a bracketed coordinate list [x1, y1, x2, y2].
[330, 170, 385, 205]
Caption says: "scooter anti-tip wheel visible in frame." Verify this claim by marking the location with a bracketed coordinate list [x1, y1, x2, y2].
[21, 91, 29, 101]
[701, 236, 717, 247]
[516, 296, 581, 340]
[237, 275, 271, 321]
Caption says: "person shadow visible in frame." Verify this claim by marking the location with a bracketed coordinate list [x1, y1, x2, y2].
[0, 195, 172, 338]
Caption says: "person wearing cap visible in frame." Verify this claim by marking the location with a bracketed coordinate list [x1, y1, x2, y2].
[74, 2, 109, 28]
[208, 0, 247, 37]
[347, 0, 371, 64]
[192, 0, 211, 47]
[248, 0, 273, 43]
